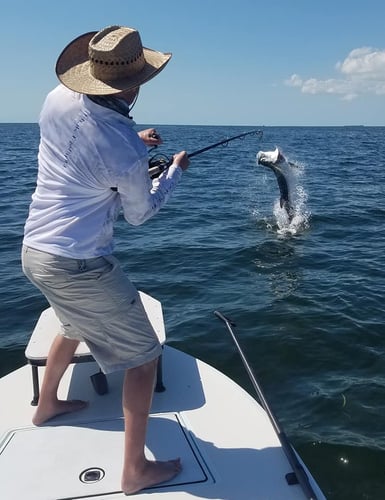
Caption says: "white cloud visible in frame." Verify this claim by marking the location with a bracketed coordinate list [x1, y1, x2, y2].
[285, 47, 385, 100]
[284, 74, 303, 87]
[337, 47, 385, 79]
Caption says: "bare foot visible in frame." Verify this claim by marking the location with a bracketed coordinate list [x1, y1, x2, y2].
[32, 399, 88, 426]
[121, 458, 182, 495]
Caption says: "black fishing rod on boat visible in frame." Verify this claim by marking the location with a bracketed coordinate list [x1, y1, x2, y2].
[148, 129, 263, 178]
[214, 310, 319, 500]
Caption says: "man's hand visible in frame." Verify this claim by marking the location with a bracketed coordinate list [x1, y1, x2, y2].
[173, 151, 190, 171]
[138, 128, 163, 147]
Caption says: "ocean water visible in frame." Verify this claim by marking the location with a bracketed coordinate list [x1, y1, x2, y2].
[1, 123, 385, 499]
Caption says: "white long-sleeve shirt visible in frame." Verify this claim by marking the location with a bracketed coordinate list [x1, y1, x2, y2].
[23, 85, 182, 258]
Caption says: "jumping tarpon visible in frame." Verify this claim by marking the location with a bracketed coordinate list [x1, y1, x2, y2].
[256, 148, 298, 221]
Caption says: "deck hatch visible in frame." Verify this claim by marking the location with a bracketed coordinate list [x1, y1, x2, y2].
[0, 412, 212, 499]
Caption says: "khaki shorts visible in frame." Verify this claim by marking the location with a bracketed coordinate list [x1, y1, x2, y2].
[22, 246, 162, 374]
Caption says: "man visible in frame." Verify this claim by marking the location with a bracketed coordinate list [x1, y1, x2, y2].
[22, 25, 189, 494]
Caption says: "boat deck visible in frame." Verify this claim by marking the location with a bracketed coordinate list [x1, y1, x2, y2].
[0, 344, 324, 499]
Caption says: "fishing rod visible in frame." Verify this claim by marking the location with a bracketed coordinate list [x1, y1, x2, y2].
[214, 310, 319, 500]
[148, 129, 263, 178]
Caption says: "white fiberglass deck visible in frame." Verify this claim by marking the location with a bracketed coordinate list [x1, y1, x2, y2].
[0, 345, 325, 499]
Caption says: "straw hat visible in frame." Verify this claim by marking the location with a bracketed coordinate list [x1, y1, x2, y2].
[56, 25, 172, 95]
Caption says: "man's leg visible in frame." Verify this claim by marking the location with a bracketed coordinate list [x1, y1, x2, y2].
[121, 357, 181, 494]
[32, 334, 88, 425]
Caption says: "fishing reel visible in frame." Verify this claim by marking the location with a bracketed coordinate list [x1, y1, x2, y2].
[148, 152, 173, 179]
[111, 151, 172, 189]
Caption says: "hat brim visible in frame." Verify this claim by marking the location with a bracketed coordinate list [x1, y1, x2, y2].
[55, 31, 172, 95]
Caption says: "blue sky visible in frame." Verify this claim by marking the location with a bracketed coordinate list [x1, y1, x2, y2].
[2, 0, 385, 125]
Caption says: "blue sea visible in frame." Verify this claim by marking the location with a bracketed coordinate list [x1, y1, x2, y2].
[1, 123, 385, 499]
